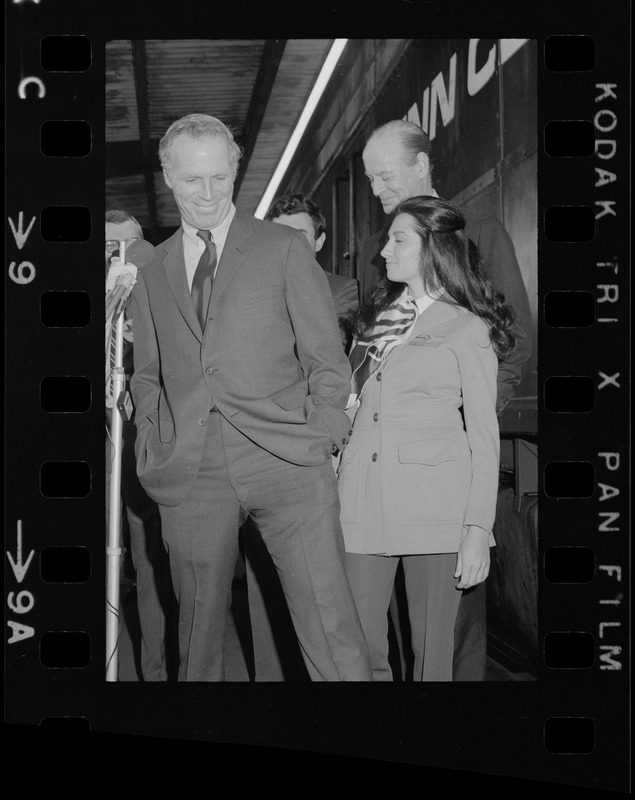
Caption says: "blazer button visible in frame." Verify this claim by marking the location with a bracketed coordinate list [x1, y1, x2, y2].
[342, 437, 347, 445]
[371, 453, 378, 462]
[373, 413, 379, 422]
[348, 429, 353, 436]
[376, 372, 382, 381]
[198, 418, 207, 426]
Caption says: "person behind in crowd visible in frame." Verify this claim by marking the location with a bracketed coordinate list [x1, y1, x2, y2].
[360, 119, 533, 681]
[265, 193, 360, 353]
[338, 195, 517, 681]
[129, 114, 372, 682]
[241, 192, 361, 681]
[105, 210, 175, 681]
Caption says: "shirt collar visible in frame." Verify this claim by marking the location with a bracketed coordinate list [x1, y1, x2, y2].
[182, 203, 236, 247]
[412, 287, 444, 315]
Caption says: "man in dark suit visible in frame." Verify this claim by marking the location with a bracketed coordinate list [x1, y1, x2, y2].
[265, 193, 360, 351]
[240, 193, 360, 680]
[130, 114, 372, 682]
[359, 120, 533, 681]
[106, 210, 174, 681]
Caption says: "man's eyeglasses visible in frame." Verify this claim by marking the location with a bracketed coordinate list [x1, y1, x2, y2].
[105, 237, 140, 253]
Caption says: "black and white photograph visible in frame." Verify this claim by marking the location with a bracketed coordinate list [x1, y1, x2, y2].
[4, 2, 630, 794]
[104, 37, 539, 686]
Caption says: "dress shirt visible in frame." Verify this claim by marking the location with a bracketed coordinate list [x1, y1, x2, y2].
[405, 288, 444, 338]
[182, 204, 236, 291]
[413, 289, 441, 316]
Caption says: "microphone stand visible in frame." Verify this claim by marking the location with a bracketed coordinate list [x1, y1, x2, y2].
[105, 241, 131, 682]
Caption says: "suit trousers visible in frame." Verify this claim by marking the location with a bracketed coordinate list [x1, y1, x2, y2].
[386, 567, 487, 681]
[159, 410, 373, 682]
[107, 423, 174, 681]
[242, 519, 308, 681]
[452, 581, 487, 680]
[120, 420, 176, 681]
[345, 551, 462, 681]
[243, 453, 343, 682]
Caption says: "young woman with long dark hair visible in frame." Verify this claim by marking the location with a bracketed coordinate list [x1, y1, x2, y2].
[338, 195, 516, 681]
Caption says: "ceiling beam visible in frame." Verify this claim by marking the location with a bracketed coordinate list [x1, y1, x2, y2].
[233, 39, 287, 196]
[131, 39, 160, 242]
[106, 140, 161, 179]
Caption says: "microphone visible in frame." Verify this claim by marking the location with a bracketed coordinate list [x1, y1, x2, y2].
[106, 239, 155, 320]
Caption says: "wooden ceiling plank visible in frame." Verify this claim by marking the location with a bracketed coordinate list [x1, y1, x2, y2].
[233, 39, 287, 195]
[106, 39, 331, 225]
[132, 39, 160, 240]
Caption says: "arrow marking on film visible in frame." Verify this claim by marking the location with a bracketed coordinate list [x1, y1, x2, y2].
[8, 212, 36, 250]
[7, 520, 35, 584]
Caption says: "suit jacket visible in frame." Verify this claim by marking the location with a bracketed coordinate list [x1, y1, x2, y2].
[325, 271, 359, 319]
[130, 210, 353, 507]
[358, 209, 532, 414]
[338, 297, 499, 556]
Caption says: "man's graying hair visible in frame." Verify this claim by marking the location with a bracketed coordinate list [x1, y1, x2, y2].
[368, 119, 433, 169]
[159, 114, 244, 175]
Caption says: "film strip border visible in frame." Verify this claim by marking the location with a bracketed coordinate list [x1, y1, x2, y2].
[538, 32, 630, 770]
[4, 4, 630, 792]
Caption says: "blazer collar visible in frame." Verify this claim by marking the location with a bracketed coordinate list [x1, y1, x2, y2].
[412, 293, 459, 332]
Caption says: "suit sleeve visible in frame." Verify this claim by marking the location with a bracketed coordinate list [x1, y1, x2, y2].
[129, 272, 161, 435]
[470, 217, 533, 415]
[333, 277, 360, 318]
[359, 230, 386, 303]
[454, 317, 500, 534]
[283, 233, 353, 448]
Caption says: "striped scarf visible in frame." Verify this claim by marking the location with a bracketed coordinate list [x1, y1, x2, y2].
[349, 289, 418, 401]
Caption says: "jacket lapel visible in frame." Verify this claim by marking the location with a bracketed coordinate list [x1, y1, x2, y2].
[411, 295, 458, 334]
[162, 229, 203, 342]
[377, 296, 460, 375]
[208, 210, 258, 311]
[389, 296, 459, 356]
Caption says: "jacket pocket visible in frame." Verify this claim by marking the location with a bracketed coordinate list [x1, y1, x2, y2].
[397, 438, 463, 524]
[134, 415, 154, 472]
[406, 334, 446, 347]
[147, 410, 175, 444]
[270, 383, 308, 411]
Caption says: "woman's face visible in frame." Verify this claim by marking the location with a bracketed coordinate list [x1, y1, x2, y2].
[380, 213, 425, 298]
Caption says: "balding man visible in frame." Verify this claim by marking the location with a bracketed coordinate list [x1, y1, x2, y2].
[359, 120, 532, 681]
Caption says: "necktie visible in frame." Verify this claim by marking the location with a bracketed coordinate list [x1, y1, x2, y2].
[191, 229, 216, 330]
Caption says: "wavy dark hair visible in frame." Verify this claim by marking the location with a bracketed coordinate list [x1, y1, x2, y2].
[264, 193, 326, 239]
[354, 196, 517, 360]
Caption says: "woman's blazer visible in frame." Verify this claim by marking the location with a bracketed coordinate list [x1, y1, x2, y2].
[338, 296, 500, 556]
